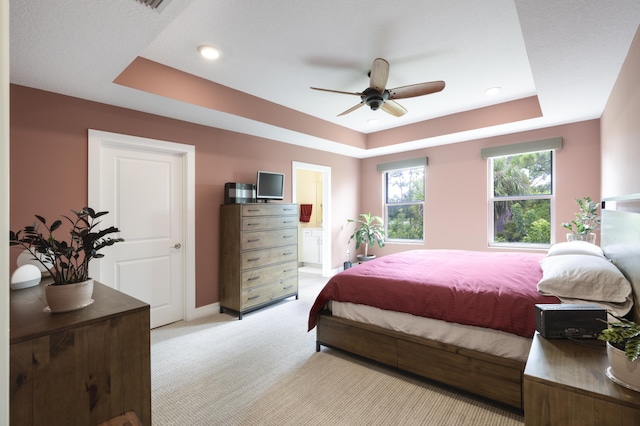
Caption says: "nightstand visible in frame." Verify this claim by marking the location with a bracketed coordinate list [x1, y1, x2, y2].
[524, 332, 640, 425]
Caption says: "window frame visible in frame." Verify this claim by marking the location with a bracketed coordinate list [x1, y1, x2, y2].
[488, 150, 556, 249]
[384, 165, 426, 244]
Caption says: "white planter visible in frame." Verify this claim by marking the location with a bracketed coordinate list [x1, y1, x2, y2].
[357, 254, 376, 263]
[44, 279, 95, 313]
[606, 342, 640, 392]
[566, 233, 597, 244]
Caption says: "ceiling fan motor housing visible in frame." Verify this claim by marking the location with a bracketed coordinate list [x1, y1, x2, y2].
[361, 88, 389, 111]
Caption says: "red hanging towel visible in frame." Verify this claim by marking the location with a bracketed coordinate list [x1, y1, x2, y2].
[300, 204, 313, 222]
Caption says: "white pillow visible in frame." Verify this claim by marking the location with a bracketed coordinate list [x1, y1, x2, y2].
[546, 241, 605, 258]
[538, 254, 632, 303]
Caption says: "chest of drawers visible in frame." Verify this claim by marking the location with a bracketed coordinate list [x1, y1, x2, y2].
[10, 281, 150, 425]
[219, 203, 299, 319]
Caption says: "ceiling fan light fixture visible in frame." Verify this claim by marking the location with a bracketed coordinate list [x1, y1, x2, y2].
[367, 98, 384, 110]
[198, 45, 220, 60]
[485, 86, 502, 96]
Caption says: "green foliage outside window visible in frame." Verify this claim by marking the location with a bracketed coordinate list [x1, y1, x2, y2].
[386, 167, 425, 241]
[492, 151, 552, 245]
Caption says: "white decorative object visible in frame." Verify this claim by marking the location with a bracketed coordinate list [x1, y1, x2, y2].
[606, 342, 640, 392]
[10, 264, 41, 290]
[16, 249, 53, 272]
[44, 279, 95, 313]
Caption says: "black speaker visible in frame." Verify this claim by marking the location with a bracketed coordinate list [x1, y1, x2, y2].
[224, 183, 255, 204]
[535, 304, 607, 339]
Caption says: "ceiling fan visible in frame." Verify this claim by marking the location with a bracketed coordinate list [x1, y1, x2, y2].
[311, 58, 445, 117]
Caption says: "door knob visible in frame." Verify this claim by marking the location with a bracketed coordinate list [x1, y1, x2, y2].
[172, 243, 182, 249]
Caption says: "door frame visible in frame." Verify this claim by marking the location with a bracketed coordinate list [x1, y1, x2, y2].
[292, 161, 332, 277]
[87, 129, 198, 321]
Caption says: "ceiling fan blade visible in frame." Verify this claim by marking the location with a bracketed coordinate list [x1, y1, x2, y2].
[338, 102, 365, 116]
[369, 58, 389, 93]
[388, 81, 446, 99]
[310, 87, 363, 96]
[381, 100, 407, 117]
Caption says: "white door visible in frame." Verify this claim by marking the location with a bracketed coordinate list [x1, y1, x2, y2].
[88, 130, 195, 328]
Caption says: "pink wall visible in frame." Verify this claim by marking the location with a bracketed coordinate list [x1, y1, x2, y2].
[9, 85, 359, 307]
[601, 25, 640, 198]
[14, 30, 639, 306]
[360, 120, 601, 255]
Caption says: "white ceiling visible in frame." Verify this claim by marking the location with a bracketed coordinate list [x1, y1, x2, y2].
[9, 0, 640, 158]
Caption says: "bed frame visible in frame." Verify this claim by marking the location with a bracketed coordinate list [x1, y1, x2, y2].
[315, 194, 640, 410]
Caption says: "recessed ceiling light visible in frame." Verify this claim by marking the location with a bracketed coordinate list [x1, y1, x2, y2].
[198, 45, 220, 60]
[485, 86, 502, 96]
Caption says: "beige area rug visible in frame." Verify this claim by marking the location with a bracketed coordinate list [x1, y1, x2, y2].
[151, 273, 524, 426]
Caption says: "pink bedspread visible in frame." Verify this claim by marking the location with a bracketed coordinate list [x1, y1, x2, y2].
[308, 250, 559, 338]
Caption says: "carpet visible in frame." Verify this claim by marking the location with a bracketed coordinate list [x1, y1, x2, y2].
[150, 272, 524, 425]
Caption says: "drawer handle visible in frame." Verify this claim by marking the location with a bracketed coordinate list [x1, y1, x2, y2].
[247, 238, 260, 242]
[247, 223, 259, 226]
[283, 208, 294, 211]
[283, 252, 293, 256]
[283, 235, 293, 238]
[283, 220, 294, 224]
[247, 295, 260, 300]
[283, 268, 294, 273]
[247, 209, 260, 212]
[248, 257, 260, 262]
[247, 276, 260, 281]
[283, 285, 293, 290]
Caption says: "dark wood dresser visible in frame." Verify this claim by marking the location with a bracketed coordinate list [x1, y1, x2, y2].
[10, 281, 151, 425]
[219, 203, 299, 319]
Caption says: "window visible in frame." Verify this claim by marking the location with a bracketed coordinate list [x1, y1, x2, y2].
[489, 150, 553, 247]
[385, 166, 425, 242]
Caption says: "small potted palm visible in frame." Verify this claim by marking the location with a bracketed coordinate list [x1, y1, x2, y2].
[347, 212, 385, 262]
[9, 207, 124, 312]
[598, 314, 640, 391]
[562, 196, 600, 244]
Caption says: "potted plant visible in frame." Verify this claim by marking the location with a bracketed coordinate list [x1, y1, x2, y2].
[9, 207, 124, 312]
[562, 196, 600, 244]
[598, 314, 640, 391]
[347, 212, 385, 262]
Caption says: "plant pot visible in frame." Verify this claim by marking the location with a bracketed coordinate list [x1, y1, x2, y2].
[44, 279, 95, 313]
[566, 233, 596, 244]
[606, 342, 640, 392]
[357, 254, 376, 263]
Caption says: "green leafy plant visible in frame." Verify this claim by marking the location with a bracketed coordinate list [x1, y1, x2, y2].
[347, 212, 385, 257]
[598, 315, 640, 362]
[562, 196, 601, 235]
[9, 207, 124, 285]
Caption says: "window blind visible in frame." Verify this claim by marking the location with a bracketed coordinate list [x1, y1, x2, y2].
[481, 137, 563, 159]
[376, 157, 428, 173]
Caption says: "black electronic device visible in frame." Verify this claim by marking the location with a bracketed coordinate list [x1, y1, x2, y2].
[535, 304, 607, 339]
[224, 182, 255, 204]
[256, 171, 285, 201]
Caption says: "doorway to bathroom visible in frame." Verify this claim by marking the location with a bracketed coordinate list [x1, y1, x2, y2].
[292, 162, 331, 277]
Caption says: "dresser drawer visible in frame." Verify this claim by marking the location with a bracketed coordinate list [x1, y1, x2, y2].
[241, 229, 297, 251]
[242, 216, 297, 231]
[241, 277, 298, 309]
[242, 204, 298, 217]
[241, 245, 297, 269]
[241, 261, 298, 290]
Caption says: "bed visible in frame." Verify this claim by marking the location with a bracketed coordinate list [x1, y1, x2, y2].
[309, 195, 640, 410]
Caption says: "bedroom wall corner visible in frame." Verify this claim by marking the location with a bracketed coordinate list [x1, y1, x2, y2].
[601, 24, 640, 198]
[9, 85, 360, 307]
